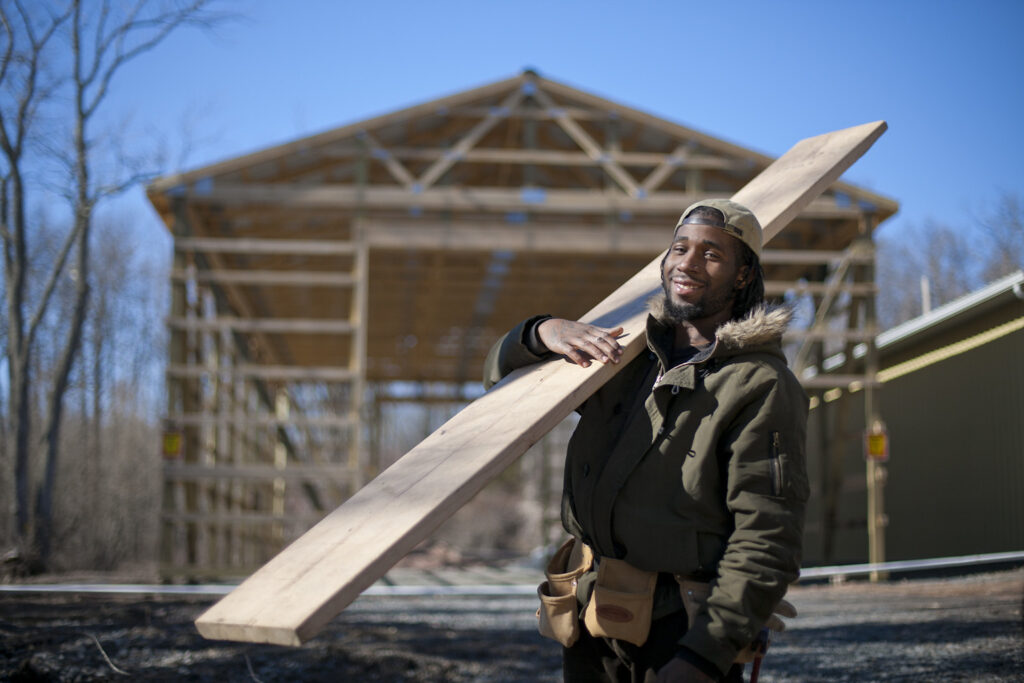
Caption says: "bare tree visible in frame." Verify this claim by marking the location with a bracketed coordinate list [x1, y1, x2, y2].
[0, 0, 221, 569]
[876, 219, 982, 329]
[0, 1, 73, 569]
[877, 193, 1024, 330]
[979, 191, 1024, 282]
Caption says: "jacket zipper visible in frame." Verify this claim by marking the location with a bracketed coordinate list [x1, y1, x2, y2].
[769, 431, 783, 496]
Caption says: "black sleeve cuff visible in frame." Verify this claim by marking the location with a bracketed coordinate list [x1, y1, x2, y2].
[675, 646, 723, 680]
[522, 314, 553, 355]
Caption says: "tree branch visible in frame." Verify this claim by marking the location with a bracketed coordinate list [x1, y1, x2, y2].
[23, 221, 86, 353]
[84, 1, 214, 120]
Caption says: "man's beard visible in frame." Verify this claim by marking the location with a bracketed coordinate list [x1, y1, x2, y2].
[660, 277, 737, 325]
[661, 290, 702, 324]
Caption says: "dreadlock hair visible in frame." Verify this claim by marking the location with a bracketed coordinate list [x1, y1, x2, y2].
[732, 242, 765, 321]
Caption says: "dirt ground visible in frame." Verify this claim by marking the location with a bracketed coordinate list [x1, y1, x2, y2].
[1, 568, 1022, 682]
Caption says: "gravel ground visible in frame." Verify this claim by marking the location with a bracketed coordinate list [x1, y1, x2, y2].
[1, 568, 1021, 682]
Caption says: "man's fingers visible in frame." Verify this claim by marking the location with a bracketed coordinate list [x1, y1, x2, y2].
[584, 326, 624, 362]
[537, 319, 625, 366]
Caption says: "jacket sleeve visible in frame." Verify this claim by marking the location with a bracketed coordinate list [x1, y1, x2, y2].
[678, 363, 810, 674]
[482, 315, 553, 390]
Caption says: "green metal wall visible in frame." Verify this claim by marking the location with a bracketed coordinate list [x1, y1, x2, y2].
[802, 305, 1024, 567]
[881, 326, 1024, 560]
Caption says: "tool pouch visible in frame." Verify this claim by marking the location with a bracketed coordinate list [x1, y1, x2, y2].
[537, 538, 593, 647]
[582, 557, 658, 646]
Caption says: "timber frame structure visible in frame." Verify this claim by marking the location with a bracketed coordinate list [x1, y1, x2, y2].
[147, 70, 898, 577]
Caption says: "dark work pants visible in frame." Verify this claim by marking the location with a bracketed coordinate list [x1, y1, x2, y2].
[562, 608, 745, 683]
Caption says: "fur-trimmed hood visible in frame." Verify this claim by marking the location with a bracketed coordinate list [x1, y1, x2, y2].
[647, 295, 794, 353]
[716, 305, 793, 350]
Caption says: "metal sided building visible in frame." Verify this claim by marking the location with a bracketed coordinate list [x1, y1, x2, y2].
[146, 70, 898, 577]
[812, 271, 1024, 564]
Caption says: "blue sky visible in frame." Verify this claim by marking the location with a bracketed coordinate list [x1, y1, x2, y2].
[105, 0, 1024, 248]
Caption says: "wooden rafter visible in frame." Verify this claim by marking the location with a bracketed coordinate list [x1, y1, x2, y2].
[416, 88, 525, 190]
[355, 130, 416, 188]
[532, 86, 640, 197]
[640, 144, 688, 195]
[178, 183, 867, 219]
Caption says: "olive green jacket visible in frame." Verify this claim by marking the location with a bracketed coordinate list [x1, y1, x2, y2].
[483, 303, 809, 674]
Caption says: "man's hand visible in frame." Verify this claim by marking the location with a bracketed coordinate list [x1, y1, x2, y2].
[655, 656, 717, 683]
[536, 319, 624, 368]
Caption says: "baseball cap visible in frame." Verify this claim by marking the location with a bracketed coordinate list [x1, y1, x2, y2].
[675, 198, 763, 259]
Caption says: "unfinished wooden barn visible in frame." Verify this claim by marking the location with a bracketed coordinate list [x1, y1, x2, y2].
[146, 70, 898, 577]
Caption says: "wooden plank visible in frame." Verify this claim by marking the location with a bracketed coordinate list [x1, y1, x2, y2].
[800, 374, 882, 389]
[187, 184, 863, 219]
[166, 364, 356, 381]
[164, 464, 353, 483]
[194, 121, 888, 646]
[764, 280, 876, 296]
[162, 512, 328, 525]
[175, 237, 358, 256]
[761, 249, 873, 265]
[362, 221, 670, 254]
[347, 146, 742, 169]
[167, 317, 355, 335]
[171, 269, 356, 287]
[783, 329, 877, 342]
[166, 413, 355, 428]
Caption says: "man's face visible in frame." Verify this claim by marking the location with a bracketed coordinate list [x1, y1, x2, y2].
[660, 222, 748, 325]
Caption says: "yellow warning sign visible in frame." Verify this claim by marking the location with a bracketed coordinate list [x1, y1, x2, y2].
[163, 431, 182, 459]
[865, 422, 889, 462]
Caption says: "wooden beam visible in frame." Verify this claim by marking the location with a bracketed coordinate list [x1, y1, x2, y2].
[793, 243, 866, 374]
[166, 364, 356, 381]
[764, 280, 876, 296]
[194, 120, 888, 646]
[175, 237, 358, 256]
[356, 130, 417, 188]
[164, 464, 353, 483]
[360, 220, 670, 254]
[532, 87, 640, 197]
[783, 329, 877, 342]
[183, 184, 863, 219]
[166, 413, 355, 428]
[359, 147, 742, 170]
[640, 144, 687, 195]
[171, 269, 356, 287]
[416, 88, 524, 190]
[799, 374, 882, 389]
[167, 317, 355, 335]
[760, 249, 873, 265]
[162, 512, 328, 525]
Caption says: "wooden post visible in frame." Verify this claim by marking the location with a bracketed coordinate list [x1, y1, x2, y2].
[860, 224, 888, 581]
[194, 121, 889, 646]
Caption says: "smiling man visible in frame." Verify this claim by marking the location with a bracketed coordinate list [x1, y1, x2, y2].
[484, 199, 809, 683]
